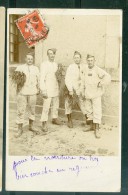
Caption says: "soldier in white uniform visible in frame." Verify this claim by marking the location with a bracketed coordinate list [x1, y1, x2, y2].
[65, 51, 86, 128]
[40, 48, 61, 132]
[15, 53, 39, 138]
[82, 54, 111, 138]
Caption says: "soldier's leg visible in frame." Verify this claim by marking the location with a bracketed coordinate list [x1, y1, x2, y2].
[65, 95, 73, 128]
[15, 94, 27, 137]
[92, 96, 102, 138]
[28, 95, 37, 131]
[51, 96, 61, 125]
[85, 99, 93, 122]
[78, 96, 86, 115]
[83, 98, 94, 132]
[40, 97, 52, 132]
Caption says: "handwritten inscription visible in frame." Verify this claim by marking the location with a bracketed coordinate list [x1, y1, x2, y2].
[12, 155, 99, 180]
[43, 155, 76, 160]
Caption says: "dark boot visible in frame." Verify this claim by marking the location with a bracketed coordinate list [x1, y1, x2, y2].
[29, 119, 35, 131]
[67, 114, 73, 128]
[83, 120, 93, 132]
[15, 124, 23, 138]
[29, 119, 40, 135]
[42, 121, 48, 132]
[52, 118, 61, 125]
[83, 115, 93, 132]
[91, 122, 95, 131]
[94, 123, 101, 138]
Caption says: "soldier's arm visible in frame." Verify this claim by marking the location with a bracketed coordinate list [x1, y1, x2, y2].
[97, 67, 111, 86]
[65, 65, 73, 94]
[40, 63, 47, 95]
[36, 67, 40, 93]
[79, 66, 85, 96]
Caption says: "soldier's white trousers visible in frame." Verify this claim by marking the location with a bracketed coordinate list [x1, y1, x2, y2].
[65, 95, 86, 115]
[40, 96, 59, 122]
[85, 96, 102, 124]
[16, 94, 37, 124]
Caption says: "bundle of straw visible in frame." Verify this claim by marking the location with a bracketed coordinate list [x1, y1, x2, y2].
[10, 71, 26, 93]
[55, 64, 69, 97]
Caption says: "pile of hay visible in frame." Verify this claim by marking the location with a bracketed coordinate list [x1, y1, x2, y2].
[10, 71, 26, 93]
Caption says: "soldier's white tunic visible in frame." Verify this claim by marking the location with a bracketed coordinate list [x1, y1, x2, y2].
[40, 61, 59, 122]
[82, 65, 111, 124]
[16, 64, 39, 95]
[65, 63, 86, 115]
[65, 63, 85, 95]
[15, 64, 39, 124]
[40, 61, 59, 97]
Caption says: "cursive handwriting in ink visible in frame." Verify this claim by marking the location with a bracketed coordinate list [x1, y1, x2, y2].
[56, 168, 65, 173]
[79, 156, 88, 161]
[30, 167, 54, 178]
[13, 159, 28, 172]
[44, 155, 76, 161]
[90, 156, 99, 162]
[42, 166, 54, 175]
[69, 165, 80, 176]
[12, 156, 99, 181]
[31, 155, 40, 161]
[14, 171, 29, 180]
[13, 159, 28, 180]
[30, 171, 41, 177]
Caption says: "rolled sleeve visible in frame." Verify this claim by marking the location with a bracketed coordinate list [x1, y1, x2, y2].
[98, 67, 111, 86]
[65, 66, 73, 92]
[40, 63, 47, 93]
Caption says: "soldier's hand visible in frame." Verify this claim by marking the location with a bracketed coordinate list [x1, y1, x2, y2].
[42, 94, 48, 99]
[69, 91, 73, 96]
[37, 88, 40, 95]
[82, 95, 86, 101]
[97, 82, 102, 88]
[78, 91, 85, 100]
[76, 94, 80, 99]
[40, 90, 48, 99]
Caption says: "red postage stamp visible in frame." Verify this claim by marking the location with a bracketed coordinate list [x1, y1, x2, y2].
[15, 10, 49, 47]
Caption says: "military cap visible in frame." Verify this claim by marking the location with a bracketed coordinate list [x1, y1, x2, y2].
[86, 54, 95, 59]
[74, 51, 81, 58]
[47, 48, 57, 54]
[26, 52, 35, 57]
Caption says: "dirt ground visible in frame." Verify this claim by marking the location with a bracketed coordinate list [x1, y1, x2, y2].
[8, 109, 119, 156]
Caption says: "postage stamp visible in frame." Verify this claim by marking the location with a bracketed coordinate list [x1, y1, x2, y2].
[15, 10, 49, 47]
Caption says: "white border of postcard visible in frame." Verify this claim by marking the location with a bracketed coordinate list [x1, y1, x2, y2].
[6, 8, 122, 192]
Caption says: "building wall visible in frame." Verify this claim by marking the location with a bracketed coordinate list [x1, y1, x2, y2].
[18, 33, 34, 64]
[35, 15, 121, 70]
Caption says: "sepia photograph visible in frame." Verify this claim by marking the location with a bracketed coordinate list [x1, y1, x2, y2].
[7, 9, 122, 157]
[6, 8, 122, 192]
[0, 7, 5, 190]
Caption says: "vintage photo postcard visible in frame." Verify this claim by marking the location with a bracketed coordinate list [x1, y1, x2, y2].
[0, 7, 5, 190]
[6, 8, 122, 192]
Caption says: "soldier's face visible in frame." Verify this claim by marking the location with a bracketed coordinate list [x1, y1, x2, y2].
[26, 55, 34, 65]
[87, 57, 95, 68]
[47, 50, 55, 61]
[74, 54, 81, 64]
